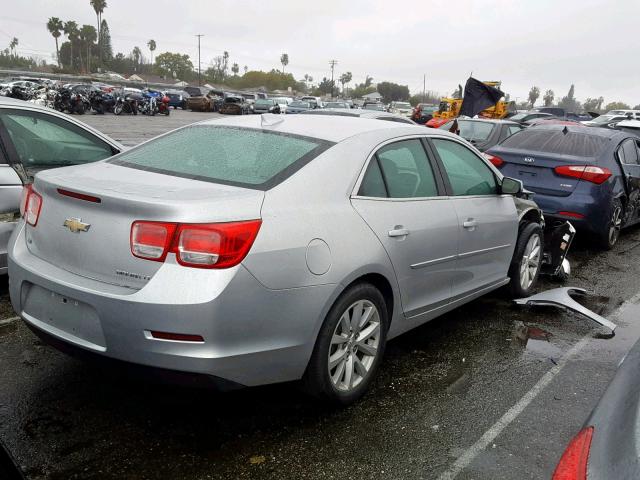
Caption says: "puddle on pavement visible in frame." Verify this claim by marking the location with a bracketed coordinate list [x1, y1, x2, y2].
[510, 321, 563, 359]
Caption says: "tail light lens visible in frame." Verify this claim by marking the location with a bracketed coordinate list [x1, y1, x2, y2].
[20, 185, 43, 227]
[131, 221, 177, 261]
[130, 220, 261, 269]
[555, 165, 611, 184]
[484, 153, 504, 167]
[552, 426, 594, 480]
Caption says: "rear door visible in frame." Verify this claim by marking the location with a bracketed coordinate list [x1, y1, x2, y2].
[430, 137, 517, 298]
[351, 137, 459, 318]
[616, 138, 640, 223]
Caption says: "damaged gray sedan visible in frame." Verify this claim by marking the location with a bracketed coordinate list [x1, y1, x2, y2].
[8, 114, 572, 404]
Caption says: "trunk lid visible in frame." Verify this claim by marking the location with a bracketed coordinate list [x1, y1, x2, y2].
[490, 147, 598, 197]
[26, 162, 264, 289]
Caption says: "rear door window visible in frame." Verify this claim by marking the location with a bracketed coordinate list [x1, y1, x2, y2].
[0, 109, 114, 168]
[110, 125, 333, 190]
[358, 139, 439, 198]
[432, 138, 497, 196]
[620, 139, 639, 165]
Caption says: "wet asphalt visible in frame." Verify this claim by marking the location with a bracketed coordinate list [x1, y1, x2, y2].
[1, 110, 640, 479]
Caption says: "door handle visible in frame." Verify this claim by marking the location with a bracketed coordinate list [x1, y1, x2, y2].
[463, 219, 478, 229]
[388, 228, 409, 238]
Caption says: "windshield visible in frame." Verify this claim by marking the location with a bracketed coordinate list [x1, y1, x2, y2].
[394, 103, 411, 109]
[255, 99, 273, 106]
[364, 104, 384, 111]
[440, 120, 495, 142]
[110, 126, 333, 190]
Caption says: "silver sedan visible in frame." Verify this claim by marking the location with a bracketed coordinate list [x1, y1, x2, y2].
[9, 114, 544, 404]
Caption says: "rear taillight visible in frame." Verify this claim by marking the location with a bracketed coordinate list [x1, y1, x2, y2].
[554, 165, 612, 184]
[484, 153, 504, 168]
[20, 185, 43, 227]
[552, 426, 593, 480]
[130, 220, 261, 269]
[19, 184, 32, 217]
[130, 221, 177, 261]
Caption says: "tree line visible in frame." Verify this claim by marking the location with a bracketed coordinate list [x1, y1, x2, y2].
[526, 84, 638, 112]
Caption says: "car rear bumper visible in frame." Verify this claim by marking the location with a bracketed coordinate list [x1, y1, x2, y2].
[527, 190, 609, 234]
[8, 223, 334, 387]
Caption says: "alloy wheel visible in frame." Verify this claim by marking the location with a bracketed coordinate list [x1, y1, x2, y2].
[609, 205, 622, 246]
[519, 233, 541, 290]
[328, 300, 381, 392]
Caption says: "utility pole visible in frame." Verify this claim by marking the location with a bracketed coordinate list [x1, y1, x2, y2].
[422, 74, 426, 103]
[196, 34, 204, 86]
[329, 59, 338, 98]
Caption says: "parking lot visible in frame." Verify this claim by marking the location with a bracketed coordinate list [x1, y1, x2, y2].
[2, 111, 640, 479]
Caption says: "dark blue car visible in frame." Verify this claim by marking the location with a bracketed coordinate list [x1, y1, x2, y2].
[486, 124, 640, 249]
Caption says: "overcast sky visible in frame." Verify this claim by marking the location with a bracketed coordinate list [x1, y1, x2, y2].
[3, 0, 639, 105]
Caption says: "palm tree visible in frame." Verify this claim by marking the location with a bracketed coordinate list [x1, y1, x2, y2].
[147, 39, 156, 65]
[232, 63, 239, 76]
[280, 53, 289, 74]
[132, 46, 142, 71]
[90, 0, 107, 60]
[9, 38, 18, 58]
[47, 18, 64, 67]
[80, 25, 96, 72]
[64, 21, 79, 70]
[243, 65, 248, 75]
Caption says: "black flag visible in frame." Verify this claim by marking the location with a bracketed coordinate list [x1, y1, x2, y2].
[459, 77, 504, 118]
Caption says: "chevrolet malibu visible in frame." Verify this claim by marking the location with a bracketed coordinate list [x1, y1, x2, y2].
[10, 115, 551, 404]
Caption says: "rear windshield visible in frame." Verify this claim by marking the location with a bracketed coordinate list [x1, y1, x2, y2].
[110, 126, 334, 190]
[500, 129, 609, 157]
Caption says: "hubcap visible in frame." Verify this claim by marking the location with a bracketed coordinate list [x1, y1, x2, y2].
[609, 206, 622, 245]
[519, 234, 541, 290]
[328, 300, 381, 392]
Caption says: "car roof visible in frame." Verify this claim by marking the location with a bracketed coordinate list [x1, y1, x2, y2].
[198, 113, 425, 142]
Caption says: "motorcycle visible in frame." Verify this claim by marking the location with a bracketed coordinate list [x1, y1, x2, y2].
[54, 88, 86, 114]
[113, 92, 141, 115]
[89, 90, 115, 114]
[4, 85, 34, 101]
[138, 95, 157, 116]
[142, 89, 170, 116]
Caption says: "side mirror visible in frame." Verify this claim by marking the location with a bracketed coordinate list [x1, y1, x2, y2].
[501, 177, 523, 195]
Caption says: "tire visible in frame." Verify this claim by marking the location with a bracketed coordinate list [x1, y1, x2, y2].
[508, 222, 544, 298]
[596, 198, 623, 250]
[302, 283, 388, 405]
[114, 104, 123, 115]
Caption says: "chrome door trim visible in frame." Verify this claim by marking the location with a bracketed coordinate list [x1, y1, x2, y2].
[410, 254, 457, 269]
[458, 243, 512, 259]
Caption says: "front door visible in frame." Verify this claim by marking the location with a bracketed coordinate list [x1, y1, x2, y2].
[430, 137, 518, 298]
[351, 138, 459, 317]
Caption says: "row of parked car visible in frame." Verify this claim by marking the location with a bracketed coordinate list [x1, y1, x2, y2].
[0, 83, 637, 398]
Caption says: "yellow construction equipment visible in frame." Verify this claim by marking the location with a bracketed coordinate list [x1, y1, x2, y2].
[428, 81, 511, 127]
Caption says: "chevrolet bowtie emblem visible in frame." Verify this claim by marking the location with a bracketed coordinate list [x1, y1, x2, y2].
[63, 218, 91, 233]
